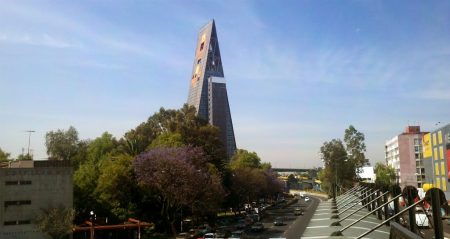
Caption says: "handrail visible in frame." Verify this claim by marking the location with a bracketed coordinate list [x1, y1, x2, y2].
[354, 198, 425, 239]
[337, 187, 368, 207]
[338, 189, 379, 215]
[337, 191, 390, 218]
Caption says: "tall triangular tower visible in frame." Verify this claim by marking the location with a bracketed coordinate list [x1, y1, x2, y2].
[187, 20, 237, 158]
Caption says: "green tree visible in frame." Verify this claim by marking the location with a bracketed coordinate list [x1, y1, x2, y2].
[344, 125, 368, 171]
[320, 139, 355, 195]
[17, 153, 33, 161]
[95, 154, 138, 222]
[374, 162, 396, 186]
[73, 160, 101, 223]
[45, 126, 79, 161]
[87, 132, 118, 162]
[122, 105, 226, 170]
[34, 206, 74, 239]
[0, 148, 11, 162]
[148, 132, 184, 149]
[229, 149, 261, 170]
[73, 133, 119, 223]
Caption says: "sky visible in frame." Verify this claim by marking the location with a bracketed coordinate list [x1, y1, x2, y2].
[1, 1, 449, 168]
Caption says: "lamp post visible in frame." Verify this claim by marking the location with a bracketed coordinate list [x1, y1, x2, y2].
[335, 153, 351, 199]
[25, 130, 35, 156]
[90, 211, 95, 239]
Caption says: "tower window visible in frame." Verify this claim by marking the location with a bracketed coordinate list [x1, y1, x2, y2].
[200, 42, 205, 51]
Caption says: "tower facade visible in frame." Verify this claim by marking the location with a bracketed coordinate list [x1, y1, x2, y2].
[187, 20, 237, 158]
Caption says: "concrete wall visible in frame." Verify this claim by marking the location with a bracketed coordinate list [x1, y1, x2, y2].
[0, 163, 73, 239]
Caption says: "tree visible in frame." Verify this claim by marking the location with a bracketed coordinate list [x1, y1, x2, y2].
[374, 162, 396, 186]
[73, 133, 118, 223]
[229, 149, 261, 170]
[45, 126, 80, 161]
[148, 132, 184, 149]
[228, 167, 282, 210]
[123, 105, 226, 171]
[319, 139, 355, 194]
[95, 154, 139, 222]
[0, 148, 11, 162]
[17, 153, 33, 161]
[87, 132, 118, 162]
[34, 206, 74, 239]
[344, 125, 368, 171]
[134, 146, 225, 234]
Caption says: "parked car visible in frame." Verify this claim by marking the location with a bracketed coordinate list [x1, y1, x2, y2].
[294, 207, 304, 216]
[305, 196, 310, 202]
[251, 222, 264, 232]
[203, 233, 215, 238]
[273, 217, 284, 226]
[235, 219, 246, 229]
[416, 208, 430, 228]
[229, 230, 245, 239]
[214, 230, 230, 238]
[249, 213, 260, 222]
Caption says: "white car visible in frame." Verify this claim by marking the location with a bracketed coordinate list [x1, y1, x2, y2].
[203, 233, 215, 238]
[305, 196, 310, 202]
[415, 208, 430, 228]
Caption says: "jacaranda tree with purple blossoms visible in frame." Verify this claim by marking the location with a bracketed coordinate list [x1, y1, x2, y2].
[134, 146, 225, 234]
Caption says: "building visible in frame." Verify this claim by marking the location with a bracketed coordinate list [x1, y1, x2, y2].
[0, 160, 73, 239]
[422, 123, 450, 197]
[358, 166, 375, 183]
[186, 20, 237, 158]
[385, 126, 427, 188]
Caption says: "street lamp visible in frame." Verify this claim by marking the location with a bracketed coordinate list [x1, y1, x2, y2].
[90, 211, 95, 239]
[334, 153, 351, 199]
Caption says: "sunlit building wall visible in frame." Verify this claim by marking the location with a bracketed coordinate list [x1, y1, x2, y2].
[422, 123, 450, 197]
[385, 126, 427, 188]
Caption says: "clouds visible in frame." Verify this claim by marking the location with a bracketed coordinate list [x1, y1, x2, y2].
[0, 33, 80, 49]
[1, 1, 450, 168]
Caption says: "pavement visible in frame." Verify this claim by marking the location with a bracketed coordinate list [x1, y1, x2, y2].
[302, 193, 390, 239]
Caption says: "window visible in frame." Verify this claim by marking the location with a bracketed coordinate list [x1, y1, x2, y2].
[4, 200, 31, 208]
[200, 42, 204, 51]
[5, 180, 31, 186]
[433, 133, 437, 146]
[443, 177, 447, 191]
[197, 58, 201, 64]
[438, 131, 443, 144]
[441, 162, 446, 176]
[435, 162, 440, 176]
[414, 139, 420, 145]
[4, 220, 31, 226]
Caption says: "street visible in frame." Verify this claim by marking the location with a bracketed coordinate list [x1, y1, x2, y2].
[246, 195, 321, 239]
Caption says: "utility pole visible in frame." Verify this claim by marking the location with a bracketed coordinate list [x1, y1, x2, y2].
[25, 130, 35, 155]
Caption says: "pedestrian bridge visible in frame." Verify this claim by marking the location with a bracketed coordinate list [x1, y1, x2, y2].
[301, 184, 448, 239]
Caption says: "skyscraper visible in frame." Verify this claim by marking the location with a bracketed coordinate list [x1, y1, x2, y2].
[187, 20, 237, 158]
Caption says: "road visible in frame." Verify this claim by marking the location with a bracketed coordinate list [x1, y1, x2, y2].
[246, 195, 321, 239]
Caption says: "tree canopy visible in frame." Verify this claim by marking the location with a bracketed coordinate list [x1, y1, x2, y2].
[374, 162, 396, 186]
[34, 206, 74, 239]
[344, 125, 368, 169]
[45, 126, 80, 161]
[134, 146, 225, 234]
[229, 149, 262, 170]
[319, 125, 368, 195]
[43, 105, 281, 234]
[0, 148, 11, 162]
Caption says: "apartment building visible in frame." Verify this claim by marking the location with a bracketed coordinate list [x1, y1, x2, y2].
[385, 126, 427, 188]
